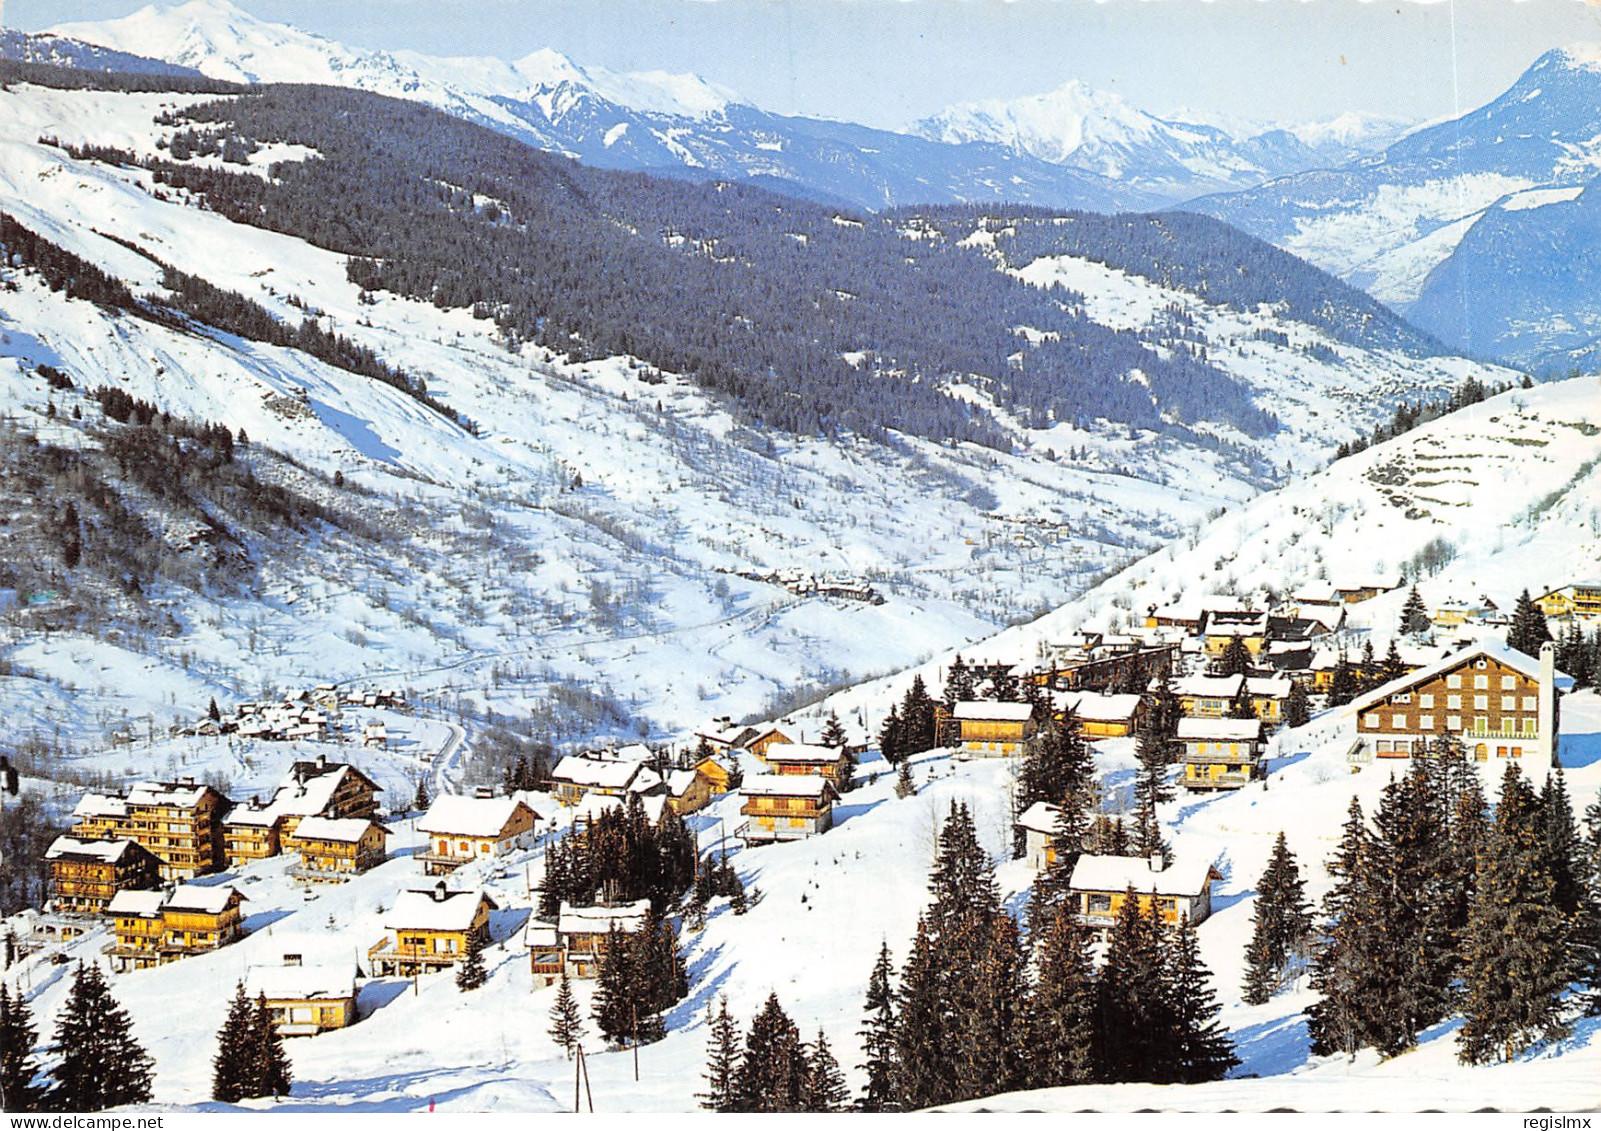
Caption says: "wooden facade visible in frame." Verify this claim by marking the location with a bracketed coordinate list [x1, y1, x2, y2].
[73, 780, 230, 881]
[953, 701, 1041, 758]
[1178, 718, 1265, 791]
[1068, 855, 1221, 931]
[106, 885, 246, 971]
[293, 817, 389, 880]
[369, 886, 497, 976]
[45, 836, 161, 916]
[416, 796, 539, 874]
[760, 742, 853, 785]
[738, 775, 838, 845]
[247, 963, 358, 1036]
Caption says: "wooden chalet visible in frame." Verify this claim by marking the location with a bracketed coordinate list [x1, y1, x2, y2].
[1015, 801, 1067, 870]
[1174, 674, 1291, 723]
[1350, 641, 1568, 767]
[664, 766, 715, 815]
[416, 795, 540, 874]
[694, 720, 760, 755]
[369, 883, 497, 976]
[71, 779, 230, 881]
[549, 754, 663, 807]
[275, 756, 383, 842]
[1067, 854, 1221, 931]
[1053, 691, 1146, 738]
[1200, 610, 1270, 657]
[246, 960, 358, 1036]
[44, 836, 161, 916]
[291, 816, 389, 881]
[1535, 581, 1601, 620]
[759, 741, 853, 785]
[529, 899, 652, 980]
[106, 884, 246, 971]
[952, 700, 1041, 758]
[738, 774, 839, 845]
[222, 802, 283, 864]
[1178, 717, 1266, 791]
[745, 726, 794, 759]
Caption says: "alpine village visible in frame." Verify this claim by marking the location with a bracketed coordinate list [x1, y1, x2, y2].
[1, 0, 1601, 1117]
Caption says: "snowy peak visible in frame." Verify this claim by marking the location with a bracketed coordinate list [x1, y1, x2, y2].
[918, 79, 1162, 167]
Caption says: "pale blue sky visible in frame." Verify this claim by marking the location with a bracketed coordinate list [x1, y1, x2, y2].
[10, 0, 1601, 129]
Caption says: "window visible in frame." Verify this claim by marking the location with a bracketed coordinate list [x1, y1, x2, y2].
[1522, 696, 1537, 712]
[1448, 715, 1462, 730]
[1392, 714, 1408, 729]
[1395, 693, 1412, 704]
[437, 937, 458, 954]
[1363, 715, 1378, 729]
[1502, 675, 1516, 689]
[1447, 674, 1462, 688]
[1502, 696, 1516, 711]
[1476, 659, 1488, 669]
[1448, 695, 1462, 709]
[1474, 675, 1489, 689]
[1474, 695, 1488, 711]
[1087, 893, 1113, 914]
[1419, 694, 1434, 708]
[1522, 718, 1537, 736]
[1419, 715, 1434, 730]
[458, 840, 470, 853]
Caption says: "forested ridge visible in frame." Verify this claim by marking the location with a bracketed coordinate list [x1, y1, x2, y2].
[59, 79, 1308, 446]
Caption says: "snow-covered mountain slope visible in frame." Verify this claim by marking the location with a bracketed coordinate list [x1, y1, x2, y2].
[48, 0, 1154, 214]
[916, 82, 1412, 202]
[1194, 45, 1601, 368]
[0, 28, 207, 77]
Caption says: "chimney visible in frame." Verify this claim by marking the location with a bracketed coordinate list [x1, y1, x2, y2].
[433, 881, 448, 902]
[1148, 853, 1165, 874]
[1538, 642, 1558, 767]
[316, 753, 328, 770]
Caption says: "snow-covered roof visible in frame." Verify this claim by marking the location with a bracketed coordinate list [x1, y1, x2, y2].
[1293, 582, 1339, 604]
[1348, 641, 1573, 715]
[666, 768, 699, 796]
[1057, 691, 1143, 722]
[224, 803, 281, 828]
[271, 763, 359, 818]
[1174, 674, 1243, 698]
[551, 755, 650, 790]
[1176, 718, 1263, 742]
[610, 743, 654, 763]
[294, 816, 385, 843]
[574, 792, 622, 822]
[521, 918, 560, 949]
[1015, 801, 1062, 835]
[762, 741, 845, 764]
[386, 886, 496, 932]
[557, 899, 650, 937]
[1246, 677, 1293, 697]
[417, 795, 537, 838]
[1068, 854, 1218, 898]
[126, 780, 215, 808]
[245, 963, 355, 1002]
[45, 835, 143, 863]
[953, 700, 1036, 722]
[72, 793, 128, 820]
[165, 883, 244, 915]
[740, 773, 835, 800]
[107, 890, 165, 918]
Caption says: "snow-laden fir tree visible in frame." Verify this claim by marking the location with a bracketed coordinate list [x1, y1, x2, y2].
[697, 996, 740, 1111]
[1131, 712, 1175, 864]
[212, 982, 257, 1103]
[857, 942, 900, 1111]
[455, 927, 488, 991]
[247, 993, 292, 1100]
[1215, 635, 1253, 677]
[49, 962, 154, 1111]
[1241, 831, 1314, 1004]
[1539, 769, 1596, 983]
[548, 970, 584, 1060]
[1166, 913, 1240, 1083]
[1399, 584, 1430, 636]
[1458, 763, 1573, 1064]
[0, 982, 40, 1113]
[894, 759, 916, 799]
[1095, 885, 1175, 1083]
[1507, 589, 1553, 658]
[1307, 797, 1382, 1057]
[819, 711, 847, 749]
[1282, 680, 1311, 729]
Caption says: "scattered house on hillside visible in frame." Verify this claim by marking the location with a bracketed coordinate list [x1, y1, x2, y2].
[1431, 595, 1500, 628]
[246, 958, 359, 1036]
[1200, 610, 1270, 657]
[760, 741, 853, 786]
[416, 795, 540, 874]
[45, 836, 162, 916]
[1015, 801, 1067, 870]
[530, 898, 654, 980]
[692, 754, 736, 795]
[1143, 597, 1229, 633]
[220, 756, 383, 866]
[664, 765, 717, 815]
[953, 700, 1042, 758]
[291, 816, 389, 881]
[571, 790, 668, 833]
[106, 884, 246, 971]
[361, 721, 388, 749]
[1053, 691, 1146, 738]
[222, 801, 284, 864]
[1178, 718, 1266, 791]
[1175, 674, 1246, 718]
[694, 719, 760, 755]
[738, 774, 839, 845]
[1295, 577, 1404, 608]
[1534, 581, 1601, 621]
[1068, 854, 1221, 931]
[1349, 641, 1569, 768]
[744, 726, 795, 760]
[368, 883, 497, 976]
[72, 779, 230, 881]
[550, 754, 663, 807]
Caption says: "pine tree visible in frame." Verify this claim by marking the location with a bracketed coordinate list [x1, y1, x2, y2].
[899, 675, 939, 756]
[1131, 713, 1174, 863]
[1216, 635, 1253, 677]
[1241, 832, 1314, 1004]
[1507, 589, 1554, 658]
[877, 705, 904, 767]
[0, 983, 40, 1113]
[1025, 904, 1096, 1088]
[207, 696, 222, 722]
[819, 711, 847, 749]
[1166, 914, 1240, 1083]
[697, 996, 740, 1111]
[412, 777, 430, 813]
[801, 1030, 851, 1112]
[857, 942, 900, 1112]
[1458, 763, 1573, 1063]
[248, 993, 292, 1100]
[1327, 652, 1359, 707]
[731, 994, 808, 1112]
[894, 759, 916, 799]
[1282, 680, 1311, 728]
[49, 962, 154, 1111]
[548, 970, 584, 1060]
[1095, 886, 1174, 1083]
[942, 655, 975, 711]
[891, 915, 946, 1109]
[455, 928, 488, 991]
[1399, 585, 1430, 636]
[1380, 639, 1406, 685]
[212, 982, 256, 1103]
[956, 913, 1029, 1100]
[1307, 797, 1381, 1057]
[591, 926, 632, 1045]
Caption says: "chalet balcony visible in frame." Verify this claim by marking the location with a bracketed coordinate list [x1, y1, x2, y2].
[367, 936, 461, 975]
[735, 821, 817, 844]
[413, 851, 472, 874]
[738, 803, 826, 820]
